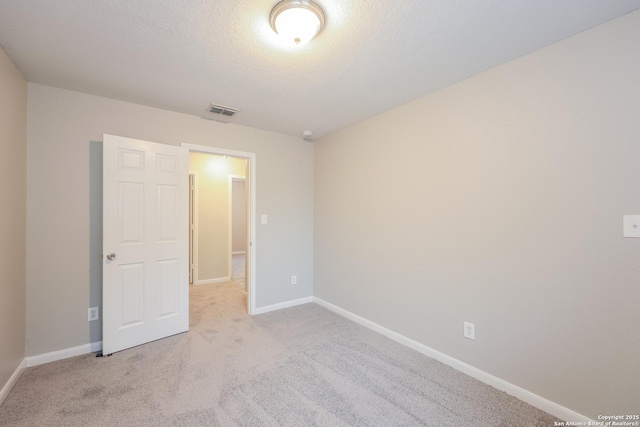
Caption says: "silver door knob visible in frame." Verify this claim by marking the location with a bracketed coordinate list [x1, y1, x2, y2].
[106, 253, 116, 260]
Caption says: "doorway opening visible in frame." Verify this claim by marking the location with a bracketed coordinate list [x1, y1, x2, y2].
[188, 171, 247, 288]
[183, 143, 256, 317]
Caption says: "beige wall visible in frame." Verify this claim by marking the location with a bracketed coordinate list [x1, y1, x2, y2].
[26, 84, 314, 356]
[189, 152, 246, 282]
[0, 47, 27, 391]
[314, 10, 640, 420]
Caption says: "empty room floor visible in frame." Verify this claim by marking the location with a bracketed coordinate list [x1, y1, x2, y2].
[0, 279, 556, 426]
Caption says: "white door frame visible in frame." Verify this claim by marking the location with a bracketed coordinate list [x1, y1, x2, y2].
[228, 175, 246, 281]
[188, 172, 199, 285]
[182, 143, 256, 315]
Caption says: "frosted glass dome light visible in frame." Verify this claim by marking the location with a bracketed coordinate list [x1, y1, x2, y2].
[270, 0, 326, 45]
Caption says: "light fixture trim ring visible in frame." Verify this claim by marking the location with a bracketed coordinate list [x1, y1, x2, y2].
[269, 0, 326, 41]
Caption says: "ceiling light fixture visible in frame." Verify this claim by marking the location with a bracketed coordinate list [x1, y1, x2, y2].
[270, 0, 326, 45]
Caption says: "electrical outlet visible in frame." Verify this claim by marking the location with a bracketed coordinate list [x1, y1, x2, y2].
[623, 215, 640, 238]
[88, 307, 99, 321]
[291, 275, 297, 285]
[463, 321, 475, 340]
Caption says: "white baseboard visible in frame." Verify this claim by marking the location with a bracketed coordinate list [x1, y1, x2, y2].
[0, 358, 26, 405]
[312, 297, 592, 423]
[25, 341, 103, 368]
[254, 296, 313, 315]
[196, 277, 231, 285]
[232, 251, 246, 255]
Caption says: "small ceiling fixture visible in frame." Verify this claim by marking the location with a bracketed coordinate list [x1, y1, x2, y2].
[270, 0, 326, 45]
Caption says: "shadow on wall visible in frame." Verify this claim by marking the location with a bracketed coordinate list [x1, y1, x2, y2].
[89, 140, 102, 344]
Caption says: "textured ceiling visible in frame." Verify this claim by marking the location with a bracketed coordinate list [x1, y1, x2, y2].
[1, 0, 639, 139]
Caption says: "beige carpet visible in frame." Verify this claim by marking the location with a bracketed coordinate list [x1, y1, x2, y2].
[0, 280, 556, 426]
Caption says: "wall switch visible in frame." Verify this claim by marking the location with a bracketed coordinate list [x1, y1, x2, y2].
[261, 214, 268, 224]
[88, 307, 99, 321]
[623, 215, 640, 238]
[463, 321, 475, 340]
[291, 275, 297, 285]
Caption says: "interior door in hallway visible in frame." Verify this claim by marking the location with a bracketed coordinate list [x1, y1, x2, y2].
[103, 134, 189, 354]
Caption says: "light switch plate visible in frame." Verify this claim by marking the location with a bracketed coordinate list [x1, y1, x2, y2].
[261, 214, 267, 225]
[623, 215, 640, 238]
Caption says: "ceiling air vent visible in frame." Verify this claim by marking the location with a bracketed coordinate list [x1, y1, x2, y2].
[207, 103, 239, 117]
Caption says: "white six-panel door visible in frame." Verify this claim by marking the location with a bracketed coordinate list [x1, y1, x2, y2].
[103, 134, 189, 355]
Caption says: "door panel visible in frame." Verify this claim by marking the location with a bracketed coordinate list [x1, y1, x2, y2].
[103, 134, 188, 354]
[157, 258, 179, 318]
[119, 182, 145, 244]
[157, 185, 178, 242]
[120, 263, 145, 327]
